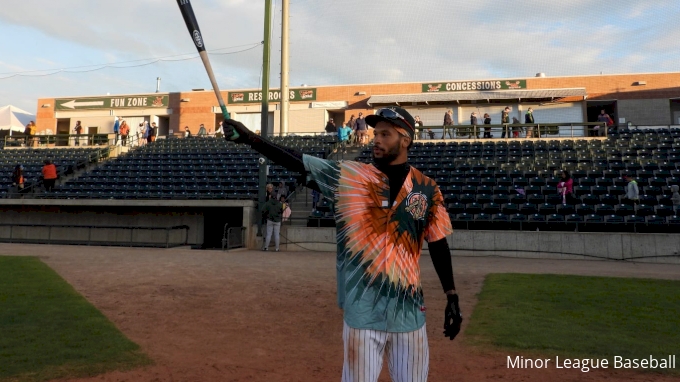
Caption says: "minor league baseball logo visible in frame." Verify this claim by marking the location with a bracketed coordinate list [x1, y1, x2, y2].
[405, 192, 428, 220]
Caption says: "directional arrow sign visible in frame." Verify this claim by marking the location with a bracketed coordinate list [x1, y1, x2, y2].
[59, 100, 105, 109]
[55, 95, 169, 110]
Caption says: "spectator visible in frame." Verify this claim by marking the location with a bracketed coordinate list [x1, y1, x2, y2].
[311, 188, 320, 212]
[557, 170, 574, 204]
[338, 122, 351, 153]
[413, 115, 424, 140]
[355, 112, 367, 145]
[215, 121, 224, 139]
[73, 121, 83, 146]
[120, 120, 129, 146]
[470, 112, 479, 139]
[512, 117, 522, 138]
[113, 116, 121, 145]
[325, 118, 337, 134]
[276, 181, 288, 200]
[42, 159, 58, 192]
[501, 107, 511, 138]
[262, 194, 283, 251]
[347, 115, 357, 145]
[671, 185, 680, 211]
[11, 164, 24, 197]
[266, 183, 274, 200]
[525, 107, 535, 138]
[28, 121, 37, 147]
[281, 195, 292, 223]
[442, 109, 454, 139]
[624, 174, 639, 204]
[198, 124, 207, 136]
[148, 122, 157, 143]
[140, 122, 148, 146]
[596, 110, 612, 137]
[184, 126, 192, 138]
[483, 113, 492, 138]
[23, 123, 32, 146]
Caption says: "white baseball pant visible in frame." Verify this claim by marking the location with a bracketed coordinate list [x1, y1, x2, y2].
[341, 321, 429, 382]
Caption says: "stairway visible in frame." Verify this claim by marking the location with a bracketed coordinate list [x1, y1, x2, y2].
[286, 187, 314, 226]
[330, 144, 365, 161]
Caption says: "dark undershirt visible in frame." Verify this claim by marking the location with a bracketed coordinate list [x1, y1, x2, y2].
[242, 134, 456, 293]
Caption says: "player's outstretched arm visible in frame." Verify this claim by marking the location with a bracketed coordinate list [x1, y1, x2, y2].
[222, 118, 306, 174]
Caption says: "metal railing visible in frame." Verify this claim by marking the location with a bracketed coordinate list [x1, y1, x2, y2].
[414, 122, 608, 140]
[0, 223, 190, 247]
[4, 132, 147, 148]
[222, 224, 246, 250]
[5, 146, 110, 198]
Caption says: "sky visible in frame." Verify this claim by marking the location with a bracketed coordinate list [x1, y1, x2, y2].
[1, 0, 679, 114]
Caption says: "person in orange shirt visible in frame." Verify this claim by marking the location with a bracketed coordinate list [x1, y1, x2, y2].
[42, 159, 58, 192]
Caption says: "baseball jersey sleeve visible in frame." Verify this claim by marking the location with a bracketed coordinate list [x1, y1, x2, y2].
[302, 154, 341, 200]
[424, 185, 453, 243]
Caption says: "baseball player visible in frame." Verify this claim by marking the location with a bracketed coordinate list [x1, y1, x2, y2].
[223, 107, 462, 382]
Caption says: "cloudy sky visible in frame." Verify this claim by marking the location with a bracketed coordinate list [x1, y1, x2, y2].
[1, 0, 679, 114]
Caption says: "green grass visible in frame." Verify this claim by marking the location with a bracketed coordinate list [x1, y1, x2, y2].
[465, 273, 680, 372]
[0, 256, 151, 382]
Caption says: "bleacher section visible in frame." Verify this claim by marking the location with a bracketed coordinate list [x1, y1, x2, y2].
[2, 148, 104, 197]
[353, 128, 680, 232]
[41, 136, 337, 200]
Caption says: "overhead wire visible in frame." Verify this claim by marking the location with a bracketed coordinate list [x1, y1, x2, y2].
[0, 42, 263, 80]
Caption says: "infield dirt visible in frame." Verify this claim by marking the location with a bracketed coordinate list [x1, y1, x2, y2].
[2, 243, 679, 382]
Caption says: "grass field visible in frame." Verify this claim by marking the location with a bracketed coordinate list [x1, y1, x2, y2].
[465, 273, 680, 372]
[0, 256, 151, 382]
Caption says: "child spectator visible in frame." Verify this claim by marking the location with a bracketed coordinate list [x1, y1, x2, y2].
[557, 170, 574, 204]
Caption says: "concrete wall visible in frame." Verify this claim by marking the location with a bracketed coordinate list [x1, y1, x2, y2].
[440, 230, 680, 264]
[618, 99, 671, 126]
[264, 227, 680, 264]
[0, 207, 203, 246]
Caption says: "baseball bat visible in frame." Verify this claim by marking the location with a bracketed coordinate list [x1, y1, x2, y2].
[176, 0, 239, 140]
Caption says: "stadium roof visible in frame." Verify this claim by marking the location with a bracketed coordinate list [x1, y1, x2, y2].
[367, 88, 587, 106]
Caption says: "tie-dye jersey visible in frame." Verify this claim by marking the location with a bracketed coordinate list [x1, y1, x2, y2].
[303, 154, 453, 332]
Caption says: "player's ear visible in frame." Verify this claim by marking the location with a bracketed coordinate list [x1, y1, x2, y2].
[402, 136, 412, 150]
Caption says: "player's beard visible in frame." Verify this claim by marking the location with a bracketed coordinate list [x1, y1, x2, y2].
[372, 142, 401, 167]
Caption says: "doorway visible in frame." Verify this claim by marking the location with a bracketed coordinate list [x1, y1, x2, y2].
[56, 118, 70, 146]
[586, 100, 617, 134]
[157, 116, 170, 137]
[329, 111, 345, 128]
[670, 99, 680, 125]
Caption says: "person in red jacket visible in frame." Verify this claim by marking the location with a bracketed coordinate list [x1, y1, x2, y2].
[557, 169, 574, 204]
[42, 159, 58, 192]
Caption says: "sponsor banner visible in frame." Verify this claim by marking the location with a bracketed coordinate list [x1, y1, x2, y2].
[228, 88, 316, 104]
[422, 80, 527, 93]
[55, 95, 169, 110]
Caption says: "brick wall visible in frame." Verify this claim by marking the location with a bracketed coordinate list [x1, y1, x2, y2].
[34, 73, 680, 135]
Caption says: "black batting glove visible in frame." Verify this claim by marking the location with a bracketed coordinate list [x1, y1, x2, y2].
[223, 118, 253, 144]
[443, 293, 463, 340]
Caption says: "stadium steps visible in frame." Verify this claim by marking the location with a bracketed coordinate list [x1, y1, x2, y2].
[30, 146, 126, 194]
[287, 186, 315, 226]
